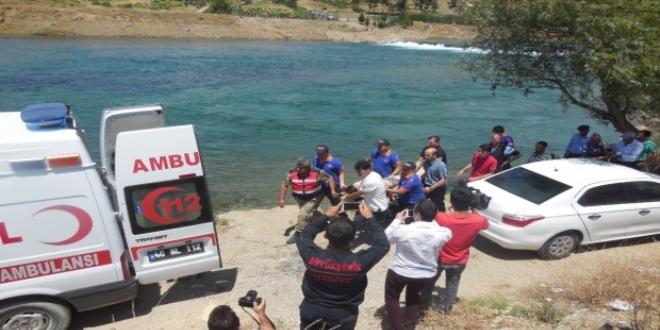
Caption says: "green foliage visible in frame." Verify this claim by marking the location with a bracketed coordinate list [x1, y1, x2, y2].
[208, 0, 232, 13]
[351, 3, 363, 13]
[376, 14, 387, 28]
[90, 0, 99, 5]
[526, 296, 567, 324]
[397, 13, 412, 28]
[101, 0, 110, 6]
[365, 17, 369, 25]
[315, 0, 350, 9]
[466, 294, 510, 313]
[273, 0, 297, 9]
[292, 6, 309, 18]
[458, 0, 660, 131]
[406, 12, 470, 24]
[358, 12, 365, 23]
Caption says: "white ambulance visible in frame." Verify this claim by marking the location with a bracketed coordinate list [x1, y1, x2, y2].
[0, 103, 222, 330]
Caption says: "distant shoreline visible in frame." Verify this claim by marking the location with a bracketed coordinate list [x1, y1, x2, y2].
[0, 1, 476, 43]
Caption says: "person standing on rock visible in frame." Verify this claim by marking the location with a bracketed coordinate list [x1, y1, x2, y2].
[296, 202, 389, 330]
[279, 158, 335, 244]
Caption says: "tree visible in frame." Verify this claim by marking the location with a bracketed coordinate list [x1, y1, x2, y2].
[359, 12, 366, 24]
[458, 0, 660, 132]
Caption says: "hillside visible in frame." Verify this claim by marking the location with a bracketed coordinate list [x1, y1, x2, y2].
[0, 0, 475, 43]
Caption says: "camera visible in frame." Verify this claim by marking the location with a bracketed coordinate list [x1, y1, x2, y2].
[458, 180, 492, 210]
[341, 201, 361, 212]
[238, 290, 263, 307]
[403, 208, 414, 224]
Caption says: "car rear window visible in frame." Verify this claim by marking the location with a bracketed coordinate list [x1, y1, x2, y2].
[485, 167, 572, 204]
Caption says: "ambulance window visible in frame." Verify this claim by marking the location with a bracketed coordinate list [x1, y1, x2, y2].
[124, 177, 214, 235]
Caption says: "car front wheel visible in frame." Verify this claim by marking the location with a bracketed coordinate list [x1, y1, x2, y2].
[538, 232, 578, 259]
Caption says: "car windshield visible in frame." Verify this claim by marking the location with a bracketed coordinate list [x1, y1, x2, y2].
[485, 167, 572, 204]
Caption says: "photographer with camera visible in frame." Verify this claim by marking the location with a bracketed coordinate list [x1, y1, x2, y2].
[421, 186, 489, 314]
[207, 292, 275, 330]
[296, 201, 389, 330]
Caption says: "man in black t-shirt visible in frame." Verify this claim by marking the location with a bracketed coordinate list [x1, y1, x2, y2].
[296, 202, 389, 330]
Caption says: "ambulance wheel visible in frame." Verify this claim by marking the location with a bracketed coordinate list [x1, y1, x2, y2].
[0, 301, 71, 330]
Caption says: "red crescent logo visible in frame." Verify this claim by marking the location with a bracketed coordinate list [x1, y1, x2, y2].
[142, 187, 188, 225]
[35, 205, 93, 246]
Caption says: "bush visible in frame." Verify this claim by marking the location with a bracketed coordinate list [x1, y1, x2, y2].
[407, 12, 472, 25]
[358, 12, 365, 23]
[397, 13, 412, 28]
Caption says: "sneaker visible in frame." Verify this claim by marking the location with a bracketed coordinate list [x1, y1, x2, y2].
[286, 232, 300, 244]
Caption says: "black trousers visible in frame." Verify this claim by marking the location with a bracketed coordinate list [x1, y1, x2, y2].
[322, 186, 341, 206]
[425, 186, 446, 212]
[299, 300, 358, 330]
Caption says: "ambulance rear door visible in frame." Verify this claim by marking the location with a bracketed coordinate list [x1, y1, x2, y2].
[112, 124, 222, 284]
[100, 104, 165, 188]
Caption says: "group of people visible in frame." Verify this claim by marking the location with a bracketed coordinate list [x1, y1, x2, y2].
[284, 189, 487, 330]
[268, 134, 495, 329]
[278, 136, 450, 245]
[231, 123, 655, 330]
[563, 124, 657, 171]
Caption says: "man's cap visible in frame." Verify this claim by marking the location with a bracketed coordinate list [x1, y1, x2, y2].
[492, 125, 505, 134]
[577, 124, 590, 131]
[621, 131, 636, 139]
[315, 145, 329, 154]
[377, 138, 390, 146]
[402, 161, 416, 171]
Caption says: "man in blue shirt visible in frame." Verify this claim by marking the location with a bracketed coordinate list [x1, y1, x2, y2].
[368, 138, 401, 180]
[313, 144, 345, 205]
[422, 148, 448, 212]
[386, 162, 425, 214]
[564, 125, 591, 158]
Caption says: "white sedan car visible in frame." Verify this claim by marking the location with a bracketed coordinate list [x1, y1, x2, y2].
[469, 158, 660, 259]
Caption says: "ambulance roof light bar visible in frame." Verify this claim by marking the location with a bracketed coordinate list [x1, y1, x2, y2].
[20, 103, 70, 131]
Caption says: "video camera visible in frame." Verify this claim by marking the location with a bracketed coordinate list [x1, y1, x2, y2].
[238, 290, 263, 307]
[457, 180, 491, 210]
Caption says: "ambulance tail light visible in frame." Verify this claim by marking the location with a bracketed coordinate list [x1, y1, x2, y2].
[179, 173, 197, 179]
[120, 251, 132, 280]
[46, 154, 82, 169]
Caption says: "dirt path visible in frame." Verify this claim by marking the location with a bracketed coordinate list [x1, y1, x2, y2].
[71, 206, 660, 330]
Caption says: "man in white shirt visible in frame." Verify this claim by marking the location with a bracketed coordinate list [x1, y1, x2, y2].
[610, 131, 644, 168]
[344, 160, 391, 228]
[384, 200, 452, 330]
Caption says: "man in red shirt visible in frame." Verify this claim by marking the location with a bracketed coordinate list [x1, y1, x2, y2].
[421, 186, 489, 313]
[456, 144, 497, 182]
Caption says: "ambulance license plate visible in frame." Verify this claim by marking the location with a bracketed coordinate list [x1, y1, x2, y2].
[148, 242, 204, 262]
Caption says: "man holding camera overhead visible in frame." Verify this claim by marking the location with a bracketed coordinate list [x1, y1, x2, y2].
[296, 201, 389, 330]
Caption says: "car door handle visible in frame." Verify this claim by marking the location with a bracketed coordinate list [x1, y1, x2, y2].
[639, 209, 650, 216]
[588, 215, 601, 220]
